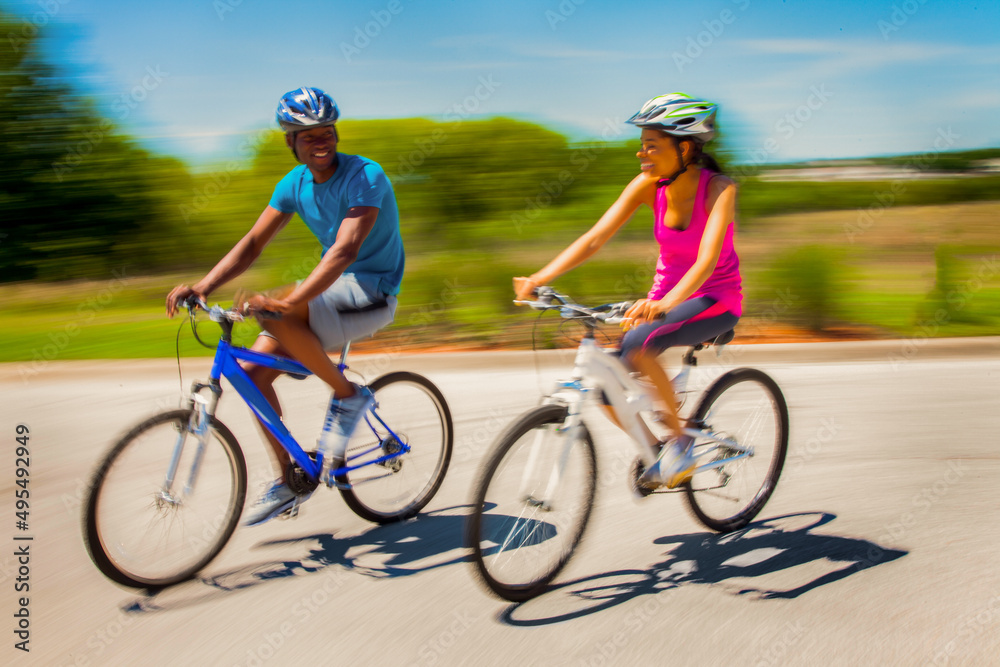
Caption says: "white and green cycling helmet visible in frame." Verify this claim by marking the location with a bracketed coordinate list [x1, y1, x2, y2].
[626, 93, 717, 142]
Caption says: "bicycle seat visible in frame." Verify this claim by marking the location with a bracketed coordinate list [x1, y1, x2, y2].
[708, 329, 735, 346]
[286, 299, 392, 380]
[337, 299, 389, 314]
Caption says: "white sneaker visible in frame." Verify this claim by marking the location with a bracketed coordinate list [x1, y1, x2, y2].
[243, 480, 307, 526]
[322, 384, 375, 462]
[639, 437, 696, 490]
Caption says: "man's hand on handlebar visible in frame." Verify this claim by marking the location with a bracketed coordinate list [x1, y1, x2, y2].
[240, 293, 292, 318]
[166, 285, 207, 318]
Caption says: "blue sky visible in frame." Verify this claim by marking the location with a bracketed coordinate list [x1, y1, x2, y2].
[9, 0, 1000, 165]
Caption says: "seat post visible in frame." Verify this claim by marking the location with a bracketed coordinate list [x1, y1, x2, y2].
[337, 340, 352, 371]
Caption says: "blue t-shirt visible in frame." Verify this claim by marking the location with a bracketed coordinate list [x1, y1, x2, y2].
[269, 154, 405, 296]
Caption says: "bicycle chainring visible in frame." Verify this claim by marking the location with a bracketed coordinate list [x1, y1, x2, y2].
[629, 456, 655, 498]
[285, 456, 320, 496]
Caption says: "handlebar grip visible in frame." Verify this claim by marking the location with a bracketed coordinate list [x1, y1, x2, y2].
[182, 295, 208, 311]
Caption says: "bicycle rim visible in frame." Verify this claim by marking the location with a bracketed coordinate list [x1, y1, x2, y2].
[337, 372, 452, 523]
[467, 404, 596, 602]
[85, 410, 246, 587]
[685, 369, 788, 532]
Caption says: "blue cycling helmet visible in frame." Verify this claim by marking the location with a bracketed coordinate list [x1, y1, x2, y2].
[276, 87, 340, 133]
[626, 92, 717, 143]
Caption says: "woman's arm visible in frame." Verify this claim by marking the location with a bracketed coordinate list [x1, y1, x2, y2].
[626, 175, 737, 322]
[514, 174, 652, 299]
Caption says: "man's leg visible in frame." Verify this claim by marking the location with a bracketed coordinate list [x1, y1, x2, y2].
[241, 328, 325, 526]
[243, 334, 294, 480]
[260, 299, 354, 397]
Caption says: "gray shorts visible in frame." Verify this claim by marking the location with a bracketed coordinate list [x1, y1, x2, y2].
[261, 273, 397, 352]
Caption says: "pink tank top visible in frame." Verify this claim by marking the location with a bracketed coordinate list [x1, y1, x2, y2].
[649, 169, 743, 317]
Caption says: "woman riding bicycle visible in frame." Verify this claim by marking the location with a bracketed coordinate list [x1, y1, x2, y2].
[514, 92, 742, 491]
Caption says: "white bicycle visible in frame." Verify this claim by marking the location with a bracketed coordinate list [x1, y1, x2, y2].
[466, 288, 788, 601]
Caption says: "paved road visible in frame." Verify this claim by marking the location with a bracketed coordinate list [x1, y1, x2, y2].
[2, 340, 999, 666]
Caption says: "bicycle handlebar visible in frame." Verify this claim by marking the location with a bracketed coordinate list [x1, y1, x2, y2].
[514, 286, 633, 325]
[181, 296, 282, 323]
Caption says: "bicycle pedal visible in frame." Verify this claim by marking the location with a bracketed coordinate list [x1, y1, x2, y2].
[323, 474, 351, 490]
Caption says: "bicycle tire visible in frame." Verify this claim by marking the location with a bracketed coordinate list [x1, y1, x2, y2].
[336, 372, 453, 524]
[684, 368, 788, 533]
[83, 409, 247, 588]
[466, 404, 597, 602]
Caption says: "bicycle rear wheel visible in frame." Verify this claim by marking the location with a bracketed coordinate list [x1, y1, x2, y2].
[336, 372, 452, 523]
[466, 404, 596, 602]
[84, 409, 247, 588]
[684, 368, 788, 532]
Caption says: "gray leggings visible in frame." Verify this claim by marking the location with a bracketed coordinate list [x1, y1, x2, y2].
[617, 296, 738, 359]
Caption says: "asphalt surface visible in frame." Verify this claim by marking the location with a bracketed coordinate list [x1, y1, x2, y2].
[1, 338, 999, 665]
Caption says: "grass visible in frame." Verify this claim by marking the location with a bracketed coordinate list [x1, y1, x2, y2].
[2, 201, 999, 362]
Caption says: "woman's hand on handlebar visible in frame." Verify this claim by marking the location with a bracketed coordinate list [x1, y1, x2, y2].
[513, 276, 540, 302]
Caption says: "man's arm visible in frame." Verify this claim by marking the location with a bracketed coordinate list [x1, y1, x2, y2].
[166, 206, 292, 316]
[257, 206, 379, 312]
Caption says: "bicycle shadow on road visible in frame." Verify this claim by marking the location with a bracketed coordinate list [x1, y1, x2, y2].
[499, 512, 906, 627]
[120, 505, 472, 614]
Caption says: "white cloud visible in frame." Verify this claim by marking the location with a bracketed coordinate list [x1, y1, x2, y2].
[429, 34, 500, 49]
[509, 43, 635, 62]
[952, 90, 1000, 109]
[738, 38, 997, 68]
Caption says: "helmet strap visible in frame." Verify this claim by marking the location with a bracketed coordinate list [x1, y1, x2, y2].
[657, 139, 689, 188]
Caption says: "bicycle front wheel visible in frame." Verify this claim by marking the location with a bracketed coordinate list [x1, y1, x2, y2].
[84, 409, 247, 588]
[466, 404, 597, 602]
[336, 372, 453, 523]
[684, 368, 788, 532]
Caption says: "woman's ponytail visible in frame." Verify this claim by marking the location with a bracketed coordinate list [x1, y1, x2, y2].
[684, 138, 723, 174]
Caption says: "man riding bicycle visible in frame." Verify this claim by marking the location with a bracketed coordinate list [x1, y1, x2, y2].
[166, 87, 404, 525]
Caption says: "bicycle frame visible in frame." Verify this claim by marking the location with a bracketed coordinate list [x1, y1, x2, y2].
[546, 335, 752, 477]
[189, 336, 408, 484]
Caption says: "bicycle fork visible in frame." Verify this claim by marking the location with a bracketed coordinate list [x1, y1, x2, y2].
[161, 383, 220, 506]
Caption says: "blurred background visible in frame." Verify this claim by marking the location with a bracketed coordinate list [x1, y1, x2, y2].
[1, 0, 998, 360]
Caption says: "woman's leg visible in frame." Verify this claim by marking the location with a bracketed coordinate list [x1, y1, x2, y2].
[619, 296, 739, 438]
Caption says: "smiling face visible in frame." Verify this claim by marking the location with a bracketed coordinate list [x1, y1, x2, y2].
[286, 125, 338, 179]
[637, 128, 691, 178]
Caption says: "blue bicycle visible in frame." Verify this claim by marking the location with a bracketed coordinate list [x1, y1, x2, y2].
[83, 299, 453, 588]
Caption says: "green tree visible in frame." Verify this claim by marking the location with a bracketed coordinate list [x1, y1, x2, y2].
[0, 9, 192, 281]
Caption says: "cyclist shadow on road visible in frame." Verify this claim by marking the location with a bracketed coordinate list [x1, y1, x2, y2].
[500, 512, 906, 627]
[121, 505, 472, 614]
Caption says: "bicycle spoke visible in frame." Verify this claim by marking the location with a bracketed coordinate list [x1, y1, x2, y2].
[467, 405, 596, 602]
